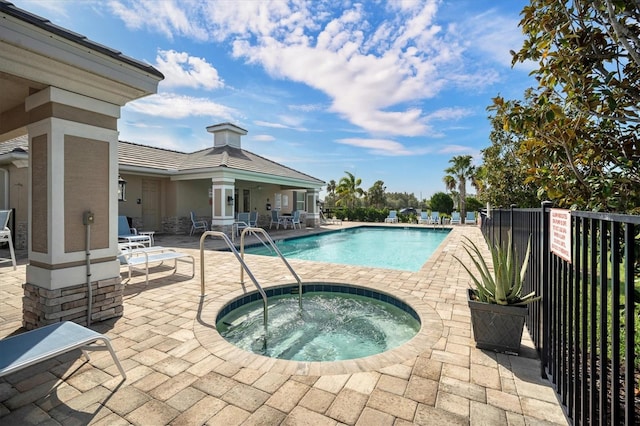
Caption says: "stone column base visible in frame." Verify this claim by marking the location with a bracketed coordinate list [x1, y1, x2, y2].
[22, 277, 123, 330]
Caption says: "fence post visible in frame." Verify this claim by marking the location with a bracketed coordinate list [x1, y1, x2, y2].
[540, 201, 552, 378]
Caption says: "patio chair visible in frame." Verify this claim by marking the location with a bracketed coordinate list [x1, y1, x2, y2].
[235, 212, 250, 236]
[290, 210, 302, 229]
[248, 211, 258, 227]
[190, 211, 209, 236]
[465, 211, 477, 225]
[450, 211, 461, 225]
[385, 210, 398, 223]
[417, 211, 429, 224]
[0, 210, 16, 270]
[429, 211, 440, 225]
[0, 321, 126, 379]
[118, 216, 151, 246]
[269, 210, 288, 229]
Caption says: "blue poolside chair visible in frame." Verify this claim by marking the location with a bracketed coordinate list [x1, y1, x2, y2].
[0, 321, 126, 379]
[249, 211, 258, 227]
[269, 210, 288, 229]
[450, 211, 461, 225]
[429, 211, 440, 225]
[465, 211, 477, 225]
[235, 212, 250, 236]
[418, 211, 429, 224]
[385, 210, 398, 223]
[290, 210, 302, 229]
[118, 216, 151, 245]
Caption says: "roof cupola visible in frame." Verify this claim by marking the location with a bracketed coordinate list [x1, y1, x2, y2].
[206, 122, 247, 149]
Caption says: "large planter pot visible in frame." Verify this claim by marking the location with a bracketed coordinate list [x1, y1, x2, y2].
[467, 289, 527, 354]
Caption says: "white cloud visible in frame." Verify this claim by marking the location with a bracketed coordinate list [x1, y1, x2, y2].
[108, 0, 208, 41]
[289, 103, 325, 112]
[426, 107, 474, 122]
[252, 134, 276, 142]
[126, 92, 239, 120]
[336, 137, 427, 156]
[438, 144, 474, 154]
[254, 120, 291, 129]
[155, 50, 224, 90]
[109, 1, 517, 137]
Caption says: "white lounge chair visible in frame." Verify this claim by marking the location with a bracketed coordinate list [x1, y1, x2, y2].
[450, 211, 461, 225]
[118, 247, 194, 285]
[190, 211, 209, 236]
[465, 211, 477, 225]
[385, 210, 398, 223]
[0, 209, 16, 270]
[319, 211, 342, 226]
[0, 321, 126, 379]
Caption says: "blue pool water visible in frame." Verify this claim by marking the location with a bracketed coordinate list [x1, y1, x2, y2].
[243, 226, 450, 271]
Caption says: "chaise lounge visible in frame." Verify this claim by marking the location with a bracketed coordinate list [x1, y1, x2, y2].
[0, 321, 126, 380]
[119, 246, 195, 285]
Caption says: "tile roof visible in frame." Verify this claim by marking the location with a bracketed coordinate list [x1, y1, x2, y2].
[120, 141, 324, 185]
[1, 136, 323, 185]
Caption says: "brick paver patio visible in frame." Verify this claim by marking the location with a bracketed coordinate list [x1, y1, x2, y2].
[0, 223, 568, 425]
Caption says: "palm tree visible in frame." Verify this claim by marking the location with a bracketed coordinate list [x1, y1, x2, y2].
[326, 180, 337, 197]
[444, 155, 475, 219]
[442, 175, 458, 210]
[336, 171, 365, 208]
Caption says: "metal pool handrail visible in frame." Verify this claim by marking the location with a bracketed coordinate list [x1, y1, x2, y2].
[199, 231, 268, 331]
[239, 227, 303, 309]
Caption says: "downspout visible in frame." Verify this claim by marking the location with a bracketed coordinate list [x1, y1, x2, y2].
[83, 211, 94, 326]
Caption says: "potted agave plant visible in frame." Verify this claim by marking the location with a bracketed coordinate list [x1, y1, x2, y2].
[455, 232, 540, 353]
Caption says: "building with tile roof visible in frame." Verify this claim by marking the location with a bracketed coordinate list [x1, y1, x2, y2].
[1, 123, 325, 245]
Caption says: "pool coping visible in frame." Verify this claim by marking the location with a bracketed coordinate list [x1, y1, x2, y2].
[194, 278, 444, 376]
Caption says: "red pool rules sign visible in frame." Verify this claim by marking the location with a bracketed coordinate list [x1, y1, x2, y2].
[549, 209, 572, 263]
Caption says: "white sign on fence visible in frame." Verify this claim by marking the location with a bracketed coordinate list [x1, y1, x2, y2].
[549, 209, 572, 263]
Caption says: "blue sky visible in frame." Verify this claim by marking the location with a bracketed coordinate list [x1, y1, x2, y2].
[17, 0, 534, 200]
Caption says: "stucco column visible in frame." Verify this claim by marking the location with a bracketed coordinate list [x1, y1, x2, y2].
[210, 176, 235, 234]
[23, 87, 123, 329]
[306, 189, 320, 227]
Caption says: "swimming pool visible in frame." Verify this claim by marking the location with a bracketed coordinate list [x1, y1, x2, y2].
[243, 226, 450, 271]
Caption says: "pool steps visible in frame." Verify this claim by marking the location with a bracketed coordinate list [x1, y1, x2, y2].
[199, 228, 304, 331]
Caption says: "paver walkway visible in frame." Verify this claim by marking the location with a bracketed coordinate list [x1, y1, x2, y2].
[0, 223, 568, 425]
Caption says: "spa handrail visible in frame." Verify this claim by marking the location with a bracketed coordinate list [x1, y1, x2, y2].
[239, 227, 303, 309]
[199, 231, 268, 330]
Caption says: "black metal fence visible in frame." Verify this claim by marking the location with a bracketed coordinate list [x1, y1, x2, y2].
[480, 205, 639, 425]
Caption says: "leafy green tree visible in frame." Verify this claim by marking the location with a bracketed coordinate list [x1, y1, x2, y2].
[386, 192, 420, 210]
[367, 180, 386, 208]
[465, 196, 483, 213]
[429, 192, 454, 215]
[480, 111, 541, 208]
[444, 155, 475, 219]
[336, 171, 365, 208]
[495, 0, 640, 212]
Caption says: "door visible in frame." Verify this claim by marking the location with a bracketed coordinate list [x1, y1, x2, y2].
[141, 179, 160, 231]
